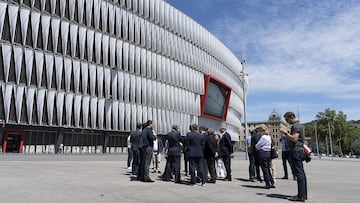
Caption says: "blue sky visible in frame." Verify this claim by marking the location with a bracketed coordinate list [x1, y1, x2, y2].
[165, 0, 360, 123]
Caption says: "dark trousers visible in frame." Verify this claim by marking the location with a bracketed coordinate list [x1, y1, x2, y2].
[127, 147, 133, 167]
[189, 156, 204, 184]
[254, 150, 262, 180]
[138, 146, 153, 181]
[222, 155, 231, 178]
[289, 150, 308, 198]
[165, 155, 181, 182]
[183, 150, 189, 175]
[206, 156, 217, 181]
[131, 148, 140, 176]
[259, 150, 274, 186]
[248, 150, 256, 179]
[282, 151, 295, 178]
[203, 158, 208, 180]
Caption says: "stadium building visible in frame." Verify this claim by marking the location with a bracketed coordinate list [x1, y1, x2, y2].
[0, 0, 248, 154]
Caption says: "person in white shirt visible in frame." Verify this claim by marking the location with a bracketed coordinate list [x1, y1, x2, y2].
[152, 130, 164, 173]
[127, 135, 133, 171]
[255, 124, 275, 189]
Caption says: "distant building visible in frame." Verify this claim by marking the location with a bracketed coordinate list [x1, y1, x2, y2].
[240, 109, 288, 151]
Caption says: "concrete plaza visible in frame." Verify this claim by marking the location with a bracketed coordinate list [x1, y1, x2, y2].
[0, 152, 359, 203]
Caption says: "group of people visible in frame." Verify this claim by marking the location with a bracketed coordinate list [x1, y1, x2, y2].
[126, 111, 308, 202]
[247, 112, 308, 202]
[127, 121, 234, 186]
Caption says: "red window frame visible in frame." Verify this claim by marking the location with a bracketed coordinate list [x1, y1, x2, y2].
[200, 74, 232, 121]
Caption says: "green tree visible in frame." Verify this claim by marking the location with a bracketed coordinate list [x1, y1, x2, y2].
[307, 108, 360, 155]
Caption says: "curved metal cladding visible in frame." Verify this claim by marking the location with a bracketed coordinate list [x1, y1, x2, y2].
[0, 0, 247, 138]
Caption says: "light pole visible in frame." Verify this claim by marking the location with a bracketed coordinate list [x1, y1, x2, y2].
[314, 119, 320, 158]
[328, 119, 334, 159]
[239, 56, 249, 160]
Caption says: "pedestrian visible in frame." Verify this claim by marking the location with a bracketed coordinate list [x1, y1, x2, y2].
[127, 134, 133, 171]
[199, 126, 209, 181]
[186, 124, 206, 186]
[247, 129, 256, 181]
[152, 132, 164, 174]
[138, 120, 156, 182]
[219, 126, 233, 181]
[255, 124, 275, 189]
[281, 112, 308, 202]
[251, 126, 263, 182]
[280, 132, 296, 180]
[130, 123, 142, 179]
[163, 125, 183, 183]
[204, 128, 219, 183]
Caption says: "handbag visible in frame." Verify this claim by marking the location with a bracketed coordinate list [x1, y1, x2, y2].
[303, 144, 312, 162]
[270, 147, 279, 159]
[303, 144, 311, 155]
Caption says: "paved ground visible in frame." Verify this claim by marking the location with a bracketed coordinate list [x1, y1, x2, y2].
[0, 152, 359, 203]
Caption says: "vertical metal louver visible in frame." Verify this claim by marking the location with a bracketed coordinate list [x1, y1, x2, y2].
[8, 5, 18, 44]
[41, 15, 51, 50]
[108, 4, 115, 35]
[47, 90, 56, 125]
[36, 89, 46, 125]
[73, 60, 80, 94]
[20, 8, 30, 46]
[25, 87, 35, 124]
[78, 26, 86, 60]
[86, 29, 94, 62]
[90, 97, 98, 129]
[85, 0, 94, 27]
[77, 0, 84, 24]
[0, 2, 6, 38]
[14, 86, 24, 123]
[13, 46, 23, 85]
[82, 95, 90, 128]
[118, 102, 125, 131]
[93, 0, 101, 30]
[105, 99, 112, 130]
[81, 62, 89, 95]
[112, 100, 119, 130]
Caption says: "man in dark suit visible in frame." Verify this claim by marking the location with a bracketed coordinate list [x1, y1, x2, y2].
[219, 127, 233, 181]
[163, 125, 183, 183]
[186, 124, 205, 186]
[204, 128, 219, 183]
[130, 123, 142, 179]
[251, 126, 263, 182]
[138, 120, 156, 182]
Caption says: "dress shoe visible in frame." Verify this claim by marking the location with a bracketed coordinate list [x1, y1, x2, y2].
[281, 176, 288, 179]
[207, 179, 216, 183]
[288, 196, 305, 202]
[224, 176, 232, 181]
[144, 179, 155, 182]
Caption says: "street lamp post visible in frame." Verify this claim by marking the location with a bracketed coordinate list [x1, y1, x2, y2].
[328, 120, 334, 159]
[239, 57, 249, 160]
[314, 120, 320, 158]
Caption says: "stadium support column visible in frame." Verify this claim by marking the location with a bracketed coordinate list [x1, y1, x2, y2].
[103, 131, 109, 153]
[55, 127, 64, 154]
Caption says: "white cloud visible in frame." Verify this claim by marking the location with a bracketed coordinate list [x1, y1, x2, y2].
[210, 0, 360, 100]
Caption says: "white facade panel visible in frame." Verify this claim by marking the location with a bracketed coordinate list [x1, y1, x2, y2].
[0, 1, 247, 140]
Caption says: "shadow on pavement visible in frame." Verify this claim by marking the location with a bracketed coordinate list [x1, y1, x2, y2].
[237, 178, 255, 182]
[266, 193, 292, 200]
[241, 185, 269, 189]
